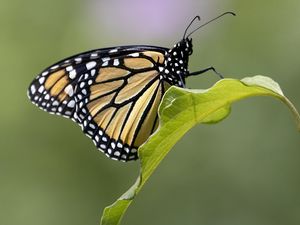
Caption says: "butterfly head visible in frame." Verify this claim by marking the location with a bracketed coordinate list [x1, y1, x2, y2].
[179, 37, 193, 56]
[170, 37, 194, 70]
[161, 12, 236, 87]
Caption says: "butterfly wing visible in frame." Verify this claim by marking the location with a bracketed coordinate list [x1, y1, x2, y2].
[28, 46, 171, 161]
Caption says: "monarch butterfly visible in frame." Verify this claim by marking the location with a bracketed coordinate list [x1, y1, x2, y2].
[27, 12, 235, 162]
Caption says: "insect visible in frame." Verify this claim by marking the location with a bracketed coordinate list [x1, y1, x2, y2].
[28, 12, 235, 162]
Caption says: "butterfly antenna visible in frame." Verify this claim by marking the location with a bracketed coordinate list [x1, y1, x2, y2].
[186, 11, 236, 38]
[183, 15, 201, 39]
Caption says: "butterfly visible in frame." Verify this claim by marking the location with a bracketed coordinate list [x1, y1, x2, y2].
[27, 12, 235, 162]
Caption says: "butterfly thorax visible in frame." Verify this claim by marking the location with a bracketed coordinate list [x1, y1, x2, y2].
[160, 38, 193, 87]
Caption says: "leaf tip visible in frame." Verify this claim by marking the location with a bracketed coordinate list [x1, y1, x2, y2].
[241, 75, 284, 96]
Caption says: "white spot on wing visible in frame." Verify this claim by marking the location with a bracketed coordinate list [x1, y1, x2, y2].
[42, 71, 49, 76]
[67, 100, 75, 108]
[100, 144, 106, 149]
[64, 84, 74, 97]
[81, 89, 87, 95]
[80, 82, 85, 88]
[66, 66, 73, 72]
[69, 70, 76, 79]
[109, 49, 118, 53]
[114, 151, 120, 156]
[95, 135, 99, 142]
[45, 94, 50, 100]
[51, 65, 59, 70]
[30, 85, 36, 94]
[117, 142, 123, 148]
[89, 123, 96, 129]
[129, 53, 139, 57]
[86, 61, 97, 70]
[39, 77, 45, 84]
[75, 58, 82, 63]
[102, 137, 107, 142]
[53, 101, 59, 106]
[102, 57, 110, 61]
[38, 86, 44, 93]
[113, 59, 119, 66]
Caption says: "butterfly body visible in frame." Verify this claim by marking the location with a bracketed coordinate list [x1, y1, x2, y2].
[28, 39, 193, 161]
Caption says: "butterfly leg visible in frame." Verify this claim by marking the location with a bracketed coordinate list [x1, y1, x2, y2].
[188, 66, 224, 79]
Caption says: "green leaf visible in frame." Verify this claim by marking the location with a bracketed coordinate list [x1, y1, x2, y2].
[100, 75, 300, 225]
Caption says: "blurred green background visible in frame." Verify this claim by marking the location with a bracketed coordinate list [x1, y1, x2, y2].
[1, 0, 300, 225]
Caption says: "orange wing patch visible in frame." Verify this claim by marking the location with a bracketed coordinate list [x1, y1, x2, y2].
[94, 107, 117, 129]
[87, 92, 115, 117]
[90, 80, 124, 100]
[115, 70, 158, 104]
[124, 57, 154, 70]
[50, 76, 69, 101]
[142, 51, 165, 64]
[105, 103, 132, 140]
[133, 83, 162, 146]
[44, 70, 65, 89]
[96, 67, 129, 83]
[120, 79, 160, 146]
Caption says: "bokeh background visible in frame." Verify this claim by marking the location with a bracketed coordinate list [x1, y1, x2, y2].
[1, 0, 300, 225]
